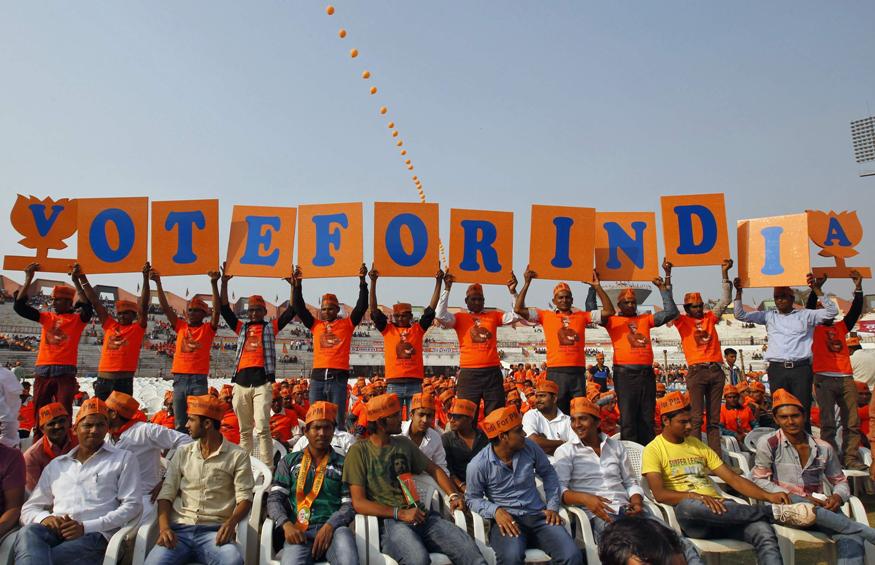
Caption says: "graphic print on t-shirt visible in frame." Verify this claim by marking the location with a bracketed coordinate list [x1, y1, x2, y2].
[107, 327, 128, 350]
[395, 329, 415, 359]
[319, 322, 341, 348]
[45, 319, 69, 347]
[469, 317, 492, 343]
[557, 316, 579, 346]
[626, 321, 649, 348]
[181, 329, 201, 353]
[244, 326, 261, 352]
[825, 328, 843, 353]
[693, 320, 712, 346]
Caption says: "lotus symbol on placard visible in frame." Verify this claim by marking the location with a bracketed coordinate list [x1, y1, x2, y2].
[10, 194, 78, 251]
[807, 210, 862, 259]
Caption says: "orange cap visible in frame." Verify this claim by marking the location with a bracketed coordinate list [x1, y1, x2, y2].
[393, 303, 412, 315]
[188, 297, 209, 312]
[482, 406, 522, 439]
[208, 386, 219, 397]
[439, 390, 455, 403]
[537, 380, 559, 395]
[115, 300, 138, 314]
[163, 390, 173, 402]
[39, 402, 68, 426]
[221, 384, 233, 396]
[683, 292, 703, 305]
[306, 401, 338, 425]
[75, 397, 109, 425]
[750, 382, 766, 393]
[449, 398, 477, 417]
[52, 285, 75, 300]
[656, 391, 690, 415]
[410, 393, 435, 412]
[617, 288, 636, 302]
[569, 397, 600, 418]
[553, 282, 571, 297]
[506, 390, 521, 402]
[656, 383, 666, 392]
[248, 295, 266, 309]
[585, 382, 601, 401]
[106, 391, 141, 420]
[322, 293, 339, 306]
[187, 395, 225, 421]
[723, 384, 738, 397]
[366, 393, 401, 420]
[465, 283, 483, 297]
[772, 389, 803, 411]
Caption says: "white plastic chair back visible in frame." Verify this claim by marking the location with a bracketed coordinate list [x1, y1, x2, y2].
[743, 427, 776, 453]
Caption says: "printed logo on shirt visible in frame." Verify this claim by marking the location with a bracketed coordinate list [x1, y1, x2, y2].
[825, 328, 843, 353]
[469, 317, 492, 343]
[181, 329, 201, 353]
[245, 327, 261, 352]
[319, 322, 341, 348]
[557, 316, 579, 346]
[626, 321, 649, 348]
[693, 321, 712, 346]
[45, 319, 69, 347]
[395, 329, 415, 359]
[107, 328, 128, 350]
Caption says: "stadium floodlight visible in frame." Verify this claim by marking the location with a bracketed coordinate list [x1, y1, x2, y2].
[851, 116, 875, 176]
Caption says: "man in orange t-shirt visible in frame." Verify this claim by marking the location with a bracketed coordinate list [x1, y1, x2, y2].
[74, 262, 150, 401]
[514, 268, 615, 414]
[291, 264, 369, 429]
[269, 390, 300, 448]
[150, 268, 220, 433]
[435, 272, 519, 423]
[719, 384, 755, 445]
[670, 259, 733, 454]
[14, 263, 93, 433]
[151, 391, 176, 430]
[368, 266, 443, 416]
[598, 259, 678, 445]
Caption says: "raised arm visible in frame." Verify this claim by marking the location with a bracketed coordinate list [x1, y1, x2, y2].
[434, 272, 456, 328]
[808, 273, 838, 324]
[514, 268, 536, 321]
[276, 270, 296, 331]
[844, 271, 864, 330]
[12, 264, 40, 322]
[368, 266, 387, 332]
[588, 270, 615, 319]
[418, 268, 443, 330]
[139, 262, 150, 328]
[711, 259, 733, 318]
[290, 266, 315, 329]
[501, 272, 521, 325]
[350, 263, 369, 326]
[68, 266, 93, 324]
[218, 264, 239, 332]
[71, 263, 109, 324]
[652, 261, 679, 327]
[208, 270, 221, 330]
[149, 268, 179, 329]
[733, 277, 766, 324]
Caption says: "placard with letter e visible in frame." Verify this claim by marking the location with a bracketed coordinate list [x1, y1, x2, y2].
[225, 205, 297, 277]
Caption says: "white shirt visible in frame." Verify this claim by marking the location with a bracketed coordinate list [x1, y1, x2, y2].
[553, 433, 644, 516]
[0, 368, 21, 448]
[292, 430, 356, 456]
[522, 407, 574, 442]
[21, 443, 142, 539]
[400, 420, 449, 475]
[108, 421, 192, 495]
[852, 349, 875, 389]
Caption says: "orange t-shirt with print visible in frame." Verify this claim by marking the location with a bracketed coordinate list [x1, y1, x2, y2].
[381, 323, 426, 379]
[171, 319, 216, 375]
[312, 317, 355, 370]
[537, 309, 592, 368]
[604, 313, 655, 365]
[720, 405, 755, 434]
[454, 311, 503, 368]
[812, 321, 853, 375]
[98, 319, 146, 373]
[235, 319, 280, 370]
[673, 312, 722, 365]
[36, 312, 87, 367]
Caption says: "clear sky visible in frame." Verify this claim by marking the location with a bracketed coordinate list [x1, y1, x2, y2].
[2, 2, 874, 309]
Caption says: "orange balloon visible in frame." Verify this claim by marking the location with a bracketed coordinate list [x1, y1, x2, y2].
[350, 48, 359, 58]
[387, 122, 394, 128]
[338, 29, 347, 38]
[396, 140, 403, 146]
[407, 165, 414, 170]
[326, 5, 335, 15]
[380, 106, 388, 114]
[370, 86, 377, 94]
[400, 150, 407, 156]
[362, 71, 371, 79]
[405, 159, 411, 164]
[392, 130, 399, 137]
[412, 176, 418, 180]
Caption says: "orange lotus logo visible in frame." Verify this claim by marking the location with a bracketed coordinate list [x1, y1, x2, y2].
[806, 210, 869, 277]
[10, 194, 77, 252]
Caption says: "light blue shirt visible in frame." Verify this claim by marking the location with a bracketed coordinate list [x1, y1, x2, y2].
[465, 437, 560, 519]
[733, 298, 837, 362]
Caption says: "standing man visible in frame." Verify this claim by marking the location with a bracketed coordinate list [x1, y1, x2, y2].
[368, 266, 443, 415]
[23, 403, 76, 491]
[435, 272, 520, 423]
[724, 348, 742, 386]
[670, 259, 733, 454]
[521, 380, 574, 456]
[441, 398, 489, 493]
[599, 260, 679, 444]
[733, 274, 838, 421]
[13, 263, 93, 430]
[514, 269, 614, 414]
[400, 393, 449, 474]
[290, 264, 368, 430]
[219, 262, 296, 467]
[587, 352, 611, 393]
[150, 268, 221, 433]
[74, 262, 150, 400]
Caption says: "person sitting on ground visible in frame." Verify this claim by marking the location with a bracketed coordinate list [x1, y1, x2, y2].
[520, 379, 574, 456]
[23, 403, 76, 492]
[15, 398, 142, 565]
[400, 393, 449, 475]
[267, 402, 358, 565]
[467, 406, 582, 565]
[441, 398, 489, 494]
[643, 391, 816, 565]
[144, 395, 254, 565]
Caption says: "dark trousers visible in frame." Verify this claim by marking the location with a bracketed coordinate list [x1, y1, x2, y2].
[309, 369, 350, 430]
[613, 365, 656, 444]
[457, 366, 505, 424]
[814, 374, 862, 466]
[172, 374, 209, 433]
[685, 363, 725, 454]
[545, 366, 586, 415]
[675, 499, 781, 565]
[488, 512, 582, 565]
[767, 362, 813, 431]
[93, 375, 134, 401]
[32, 372, 78, 436]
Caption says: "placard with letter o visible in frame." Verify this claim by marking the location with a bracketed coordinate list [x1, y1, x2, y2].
[373, 202, 439, 277]
[77, 197, 148, 273]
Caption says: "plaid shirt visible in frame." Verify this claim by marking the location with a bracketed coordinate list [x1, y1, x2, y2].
[751, 429, 850, 501]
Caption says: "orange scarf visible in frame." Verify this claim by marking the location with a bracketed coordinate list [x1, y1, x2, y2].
[111, 410, 148, 440]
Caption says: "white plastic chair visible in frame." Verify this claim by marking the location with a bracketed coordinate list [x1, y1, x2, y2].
[132, 508, 252, 565]
[743, 427, 777, 453]
[259, 516, 367, 565]
[102, 511, 144, 565]
[562, 505, 601, 565]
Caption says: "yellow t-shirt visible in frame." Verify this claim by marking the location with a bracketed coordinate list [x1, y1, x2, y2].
[641, 435, 724, 498]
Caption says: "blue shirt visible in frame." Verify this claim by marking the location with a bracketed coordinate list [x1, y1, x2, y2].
[465, 437, 560, 519]
[733, 298, 837, 362]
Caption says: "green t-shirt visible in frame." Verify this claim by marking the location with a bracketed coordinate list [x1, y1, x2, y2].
[273, 448, 348, 526]
[342, 435, 429, 508]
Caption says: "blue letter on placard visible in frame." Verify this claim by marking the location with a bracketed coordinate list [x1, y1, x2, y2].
[312, 213, 349, 267]
[241, 216, 280, 266]
[551, 217, 573, 269]
[28, 204, 64, 237]
[823, 217, 852, 247]
[604, 221, 646, 269]
[674, 205, 717, 255]
[89, 209, 135, 263]
[165, 211, 205, 264]
[459, 220, 501, 272]
[385, 213, 428, 267]
[760, 226, 784, 275]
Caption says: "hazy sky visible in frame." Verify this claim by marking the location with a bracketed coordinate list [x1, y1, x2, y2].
[2, 2, 874, 309]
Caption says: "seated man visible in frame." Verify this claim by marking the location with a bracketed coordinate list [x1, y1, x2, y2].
[0, 442, 25, 538]
[520, 380, 573, 456]
[15, 398, 142, 565]
[145, 395, 254, 565]
[267, 402, 358, 565]
[342, 393, 485, 565]
[270, 388, 302, 450]
[441, 398, 489, 493]
[643, 391, 817, 565]
[719, 384, 756, 445]
[400, 393, 449, 475]
[150, 391, 176, 430]
[23, 402, 76, 491]
[467, 406, 582, 565]
[752, 389, 875, 564]
[554, 397, 702, 564]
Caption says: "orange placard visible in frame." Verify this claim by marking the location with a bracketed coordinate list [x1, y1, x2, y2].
[806, 210, 871, 279]
[4, 194, 78, 272]
[374, 202, 440, 277]
[225, 205, 296, 278]
[528, 204, 595, 282]
[449, 208, 514, 284]
[594, 212, 659, 281]
[151, 200, 219, 276]
[661, 193, 729, 267]
[737, 213, 810, 288]
[76, 197, 149, 274]
[297, 203, 363, 278]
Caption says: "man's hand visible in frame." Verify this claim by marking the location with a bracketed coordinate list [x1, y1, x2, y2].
[150, 480, 164, 503]
[358, 263, 368, 281]
[24, 262, 40, 277]
[807, 272, 827, 293]
[397, 506, 426, 526]
[764, 491, 791, 505]
[588, 270, 602, 288]
[662, 258, 673, 278]
[507, 272, 518, 295]
[824, 494, 843, 512]
[733, 277, 743, 292]
[293, 265, 303, 282]
[215, 520, 237, 545]
[282, 522, 306, 545]
[690, 493, 727, 514]
[543, 509, 563, 526]
[220, 261, 233, 283]
[523, 268, 537, 284]
[59, 519, 84, 541]
[369, 265, 379, 282]
[149, 268, 162, 283]
[312, 523, 334, 559]
[208, 269, 221, 283]
[40, 515, 65, 534]
[652, 276, 667, 291]
[435, 268, 445, 282]
[851, 269, 863, 291]
[157, 527, 178, 549]
[494, 508, 521, 537]
[69, 262, 83, 280]
[448, 493, 466, 512]
[625, 495, 644, 517]
[578, 492, 614, 523]
[721, 258, 733, 277]
[142, 261, 151, 278]
[443, 271, 455, 290]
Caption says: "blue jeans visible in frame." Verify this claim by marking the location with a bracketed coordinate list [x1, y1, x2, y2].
[590, 507, 704, 565]
[488, 512, 582, 565]
[381, 510, 487, 565]
[172, 374, 209, 433]
[789, 494, 875, 565]
[675, 498, 781, 565]
[13, 523, 108, 565]
[386, 379, 422, 416]
[144, 523, 242, 565]
[309, 370, 349, 430]
[280, 523, 358, 565]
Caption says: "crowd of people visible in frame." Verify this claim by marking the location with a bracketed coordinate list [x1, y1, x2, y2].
[0, 258, 874, 564]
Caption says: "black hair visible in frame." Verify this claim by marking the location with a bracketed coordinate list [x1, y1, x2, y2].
[724, 347, 737, 356]
[662, 406, 691, 424]
[598, 516, 686, 565]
